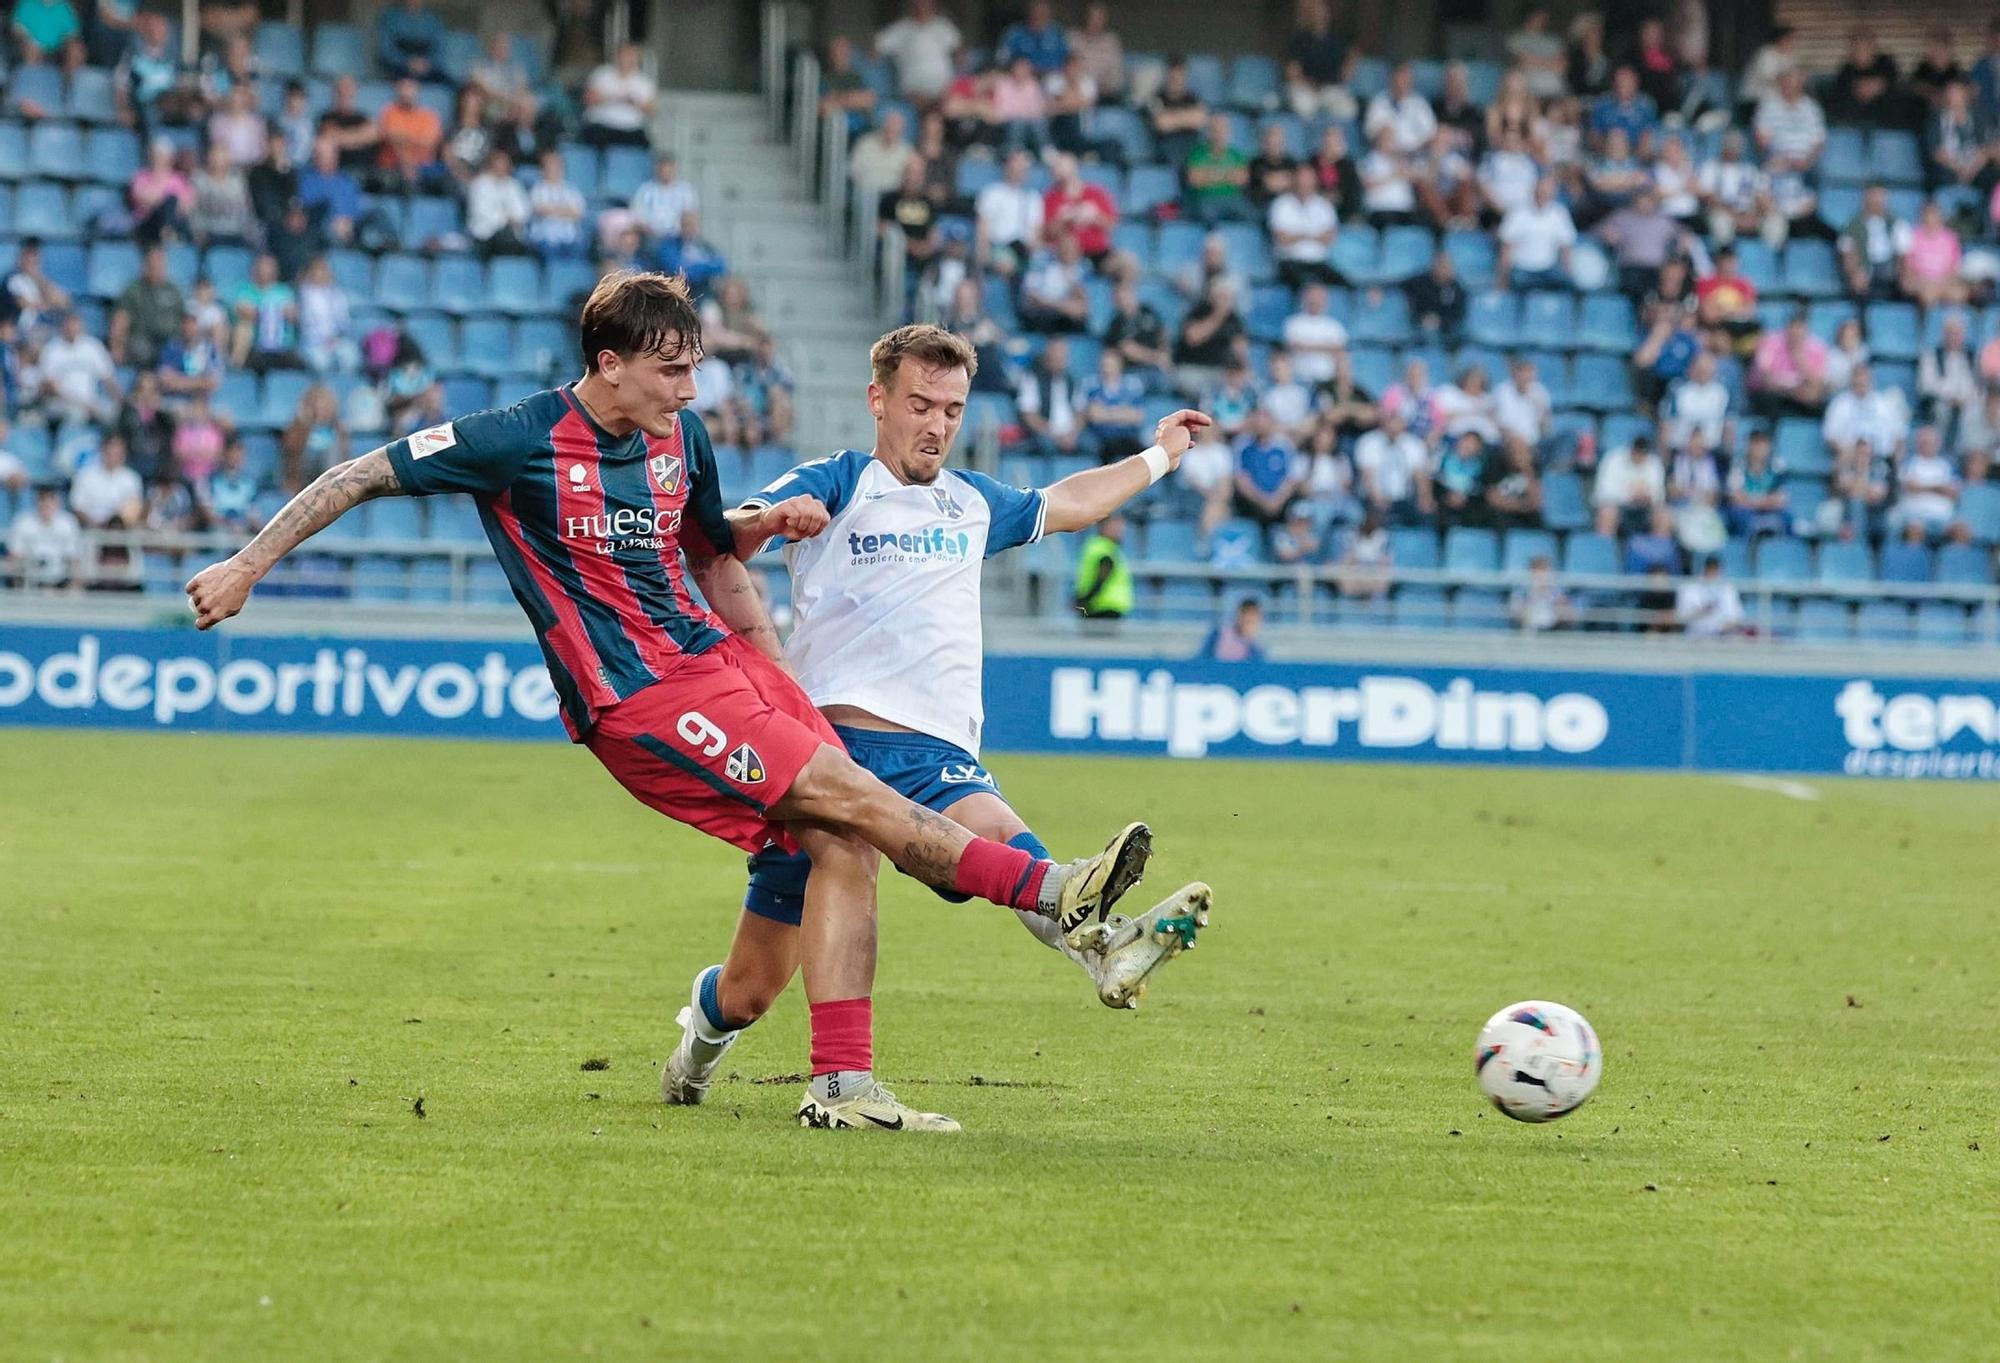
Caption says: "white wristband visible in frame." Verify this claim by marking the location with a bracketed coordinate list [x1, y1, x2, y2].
[1137, 445, 1171, 486]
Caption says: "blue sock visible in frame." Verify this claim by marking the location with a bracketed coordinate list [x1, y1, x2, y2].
[696, 964, 751, 1037]
[1009, 830, 1051, 861]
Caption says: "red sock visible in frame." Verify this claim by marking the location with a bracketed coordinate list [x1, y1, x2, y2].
[809, 997, 873, 1076]
[952, 836, 1050, 911]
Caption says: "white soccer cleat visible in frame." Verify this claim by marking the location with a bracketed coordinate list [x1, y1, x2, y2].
[1070, 881, 1212, 1011]
[1050, 821, 1153, 948]
[661, 1000, 739, 1106]
[795, 1079, 962, 1133]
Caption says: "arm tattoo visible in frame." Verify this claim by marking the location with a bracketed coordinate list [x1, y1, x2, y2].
[239, 449, 402, 572]
[896, 805, 969, 888]
[692, 551, 785, 662]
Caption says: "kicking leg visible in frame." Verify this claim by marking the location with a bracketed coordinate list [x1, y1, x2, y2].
[938, 791, 1075, 952]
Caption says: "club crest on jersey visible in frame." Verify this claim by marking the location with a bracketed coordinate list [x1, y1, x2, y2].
[725, 742, 766, 784]
[648, 452, 685, 496]
[931, 486, 963, 519]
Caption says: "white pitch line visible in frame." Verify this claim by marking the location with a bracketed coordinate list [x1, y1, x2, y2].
[1727, 775, 1821, 802]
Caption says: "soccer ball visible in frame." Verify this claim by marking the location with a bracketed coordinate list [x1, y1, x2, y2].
[1474, 1000, 1600, 1122]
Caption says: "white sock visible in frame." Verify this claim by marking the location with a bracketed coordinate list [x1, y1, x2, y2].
[1013, 907, 1066, 950]
[810, 1069, 872, 1103]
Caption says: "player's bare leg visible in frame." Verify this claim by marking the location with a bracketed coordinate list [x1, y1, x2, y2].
[941, 791, 1210, 1011]
[772, 745, 1151, 944]
[663, 911, 798, 1105]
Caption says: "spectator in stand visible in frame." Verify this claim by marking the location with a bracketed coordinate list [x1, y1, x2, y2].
[231, 253, 301, 372]
[384, 334, 443, 434]
[1667, 426, 1727, 546]
[466, 150, 532, 257]
[158, 309, 224, 401]
[1739, 26, 1799, 113]
[1726, 429, 1787, 537]
[974, 148, 1044, 278]
[39, 311, 120, 426]
[1259, 349, 1314, 443]
[1510, 555, 1576, 632]
[1824, 316, 1871, 391]
[1358, 126, 1420, 227]
[1434, 363, 1500, 450]
[1508, 7, 1568, 100]
[188, 143, 255, 245]
[1827, 30, 1908, 131]
[1306, 123, 1361, 221]
[1889, 424, 1962, 539]
[1624, 506, 1682, 576]
[469, 31, 541, 132]
[117, 12, 192, 134]
[298, 138, 362, 245]
[1750, 310, 1832, 416]
[1632, 18, 1683, 116]
[1652, 134, 1701, 225]
[70, 433, 144, 536]
[1902, 200, 1967, 309]
[1413, 127, 1478, 229]
[1381, 357, 1443, 448]
[296, 256, 357, 373]
[1631, 298, 1701, 406]
[940, 277, 1012, 392]
[1696, 130, 1771, 246]
[171, 389, 229, 482]
[1287, 0, 1357, 118]
[1597, 187, 1685, 298]
[378, 77, 446, 193]
[1494, 355, 1553, 461]
[128, 139, 193, 246]
[279, 382, 347, 488]
[1365, 62, 1437, 157]
[375, 0, 442, 79]
[1069, 3, 1125, 105]
[1199, 597, 1268, 660]
[630, 153, 700, 247]
[527, 149, 589, 259]
[1568, 12, 1614, 99]
[1831, 434, 1892, 540]
[1103, 280, 1173, 393]
[116, 370, 174, 481]
[1081, 349, 1149, 462]
[549, 0, 602, 90]
[1184, 114, 1254, 226]
[109, 245, 185, 371]
[265, 198, 326, 282]
[1920, 313, 1981, 442]
[1927, 81, 1993, 191]
[880, 158, 941, 274]
[874, 0, 960, 105]
[1268, 167, 1340, 289]
[1354, 409, 1432, 526]
[207, 83, 267, 169]
[940, 51, 1000, 153]
[8, 484, 84, 588]
[317, 76, 381, 177]
[1044, 50, 1108, 162]
[849, 108, 915, 208]
[443, 87, 497, 186]
[998, 0, 1067, 74]
[11, 0, 84, 71]
[203, 32, 261, 107]
[698, 276, 769, 364]
[202, 434, 259, 531]
[1695, 245, 1759, 353]
[1174, 279, 1247, 392]
[1279, 281, 1346, 387]
[1299, 421, 1360, 528]
[1590, 67, 1659, 152]
[1839, 184, 1908, 298]
[1248, 123, 1300, 209]
[145, 465, 206, 535]
[1497, 176, 1576, 290]
[1478, 128, 1540, 221]
[1200, 358, 1258, 448]
[737, 336, 796, 448]
[1975, 20, 2000, 126]
[583, 42, 658, 148]
[249, 130, 301, 228]
[1754, 68, 1827, 183]
[1175, 231, 1245, 304]
[1018, 232, 1091, 334]
[1212, 406, 1305, 536]
[1014, 335, 1083, 458]
[817, 35, 877, 137]
[1435, 64, 1484, 153]
[1485, 69, 1538, 151]
[1675, 557, 1746, 636]
[1593, 433, 1665, 535]
[1583, 125, 1649, 221]
[4, 241, 68, 334]
[1824, 363, 1909, 477]
[1485, 439, 1544, 531]
[1147, 57, 1208, 169]
[1043, 154, 1117, 267]
[1433, 428, 1490, 528]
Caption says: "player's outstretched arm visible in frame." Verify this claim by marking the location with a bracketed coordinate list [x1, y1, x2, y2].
[690, 547, 788, 665]
[185, 448, 403, 629]
[722, 495, 830, 561]
[1040, 409, 1212, 534]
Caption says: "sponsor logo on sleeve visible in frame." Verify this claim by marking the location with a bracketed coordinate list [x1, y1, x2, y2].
[409, 423, 457, 459]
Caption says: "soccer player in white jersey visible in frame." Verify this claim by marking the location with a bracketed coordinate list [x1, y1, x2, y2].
[664, 325, 1216, 1129]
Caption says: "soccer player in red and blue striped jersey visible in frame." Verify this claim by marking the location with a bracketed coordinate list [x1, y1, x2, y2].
[185, 271, 1153, 1132]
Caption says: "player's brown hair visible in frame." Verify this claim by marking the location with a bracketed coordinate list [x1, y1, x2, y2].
[578, 271, 703, 373]
[869, 324, 978, 392]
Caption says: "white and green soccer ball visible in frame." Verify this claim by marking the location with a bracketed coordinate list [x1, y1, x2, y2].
[1475, 1000, 1600, 1122]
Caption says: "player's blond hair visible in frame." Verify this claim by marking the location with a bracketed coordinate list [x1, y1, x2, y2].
[869, 324, 979, 392]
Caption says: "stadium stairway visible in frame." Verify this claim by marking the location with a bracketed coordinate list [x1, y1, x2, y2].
[662, 91, 878, 456]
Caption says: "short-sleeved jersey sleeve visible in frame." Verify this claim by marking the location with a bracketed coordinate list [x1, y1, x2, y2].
[957, 468, 1048, 557]
[739, 447, 871, 519]
[677, 410, 736, 558]
[385, 405, 541, 497]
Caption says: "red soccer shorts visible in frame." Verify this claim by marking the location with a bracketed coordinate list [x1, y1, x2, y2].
[584, 635, 841, 853]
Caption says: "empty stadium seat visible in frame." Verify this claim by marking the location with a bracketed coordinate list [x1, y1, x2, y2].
[1794, 598, 1850, 640]
[1123, 164, 1178, 216]
[1373, 226, 1433, 283]
[1227, 56, 1279, 109]
[1865, 302, 1920, 362]
[1443, 526, 1498, 573]
[1867, 130, 1923, 187]
[310, 23, 367, 77]
[13, 180, 71, 238]
[83, 127, 141, 185]
[1960, 484, 2000, 543]
[1387, 527, 1439, 570]
[84, 241, 139, 299]
[1877, 541, 1932, 583]
[601, 145, 654, 200]
[1347, 289, 1409, 345]
[1753, 538, 1812, 583]
[1570, 354, 1633, 412]
[1562, 533, 1618, 576]
[1501, 529, 1557, 573]
[1820, 127, 1868, 184]
[1520, 291, 1575, 351]
[1815, 541, 1873, 586]
[1441, 229, 1494, 290]
[1463, 291, 1517, 349]
[1451, 588, 1509, 630]
[1774, 418, 1832, 477]
[0, 121, 26, 180]
[26, 122, 83, 183]
[1541, 471, 1590, 532]
[1854, 600, 1911, 642]
[1935, 543, 1994, 584]
[1913, 601, 1970, 646]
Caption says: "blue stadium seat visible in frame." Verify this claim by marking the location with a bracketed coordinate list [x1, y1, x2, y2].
[555, 143, 601, 200]
[1541, 471, 1590, 532]
[84, 240, 140, 299]
[458, 317, 515, 378]
[374, 253, 429, 311]
[514, 318, 570, 377]
[601, 145, 654, 200]
[1348, 57, 1390, 102]
[1935, 542, 1993, 584]
[1527, 351, 1574, 408]
[203, 243, 254, 294]
[1960, 484, 2000, 543]
[1387, 527, 1439, 570]
[1501, 529, 1557, 573]
[1328, 224, 1379, 282]
[1463, 291, 1517, 349]
[1781, 478, 1828, 531]
[439, 375, 490, 414]
[21, 123, 80, 186]
[1718, 537, 1753, 580]
[427, 496, 485, 544]
[1734, 240, 1780, 293]
[66, 68, 116, 124]
[1865, 302, 1920, 362]
[1451, 588, 1509, 630]
[257, 370, 313, 430]
[1077, 161, 1123, 202]
[436, 29, 482, 85]
[1347, 289, 1409, 345]
[84, 128, 141, 186]
[310, 23, 367, 78]
[6, 65, 62, 118]
[1443, 526, 1498, 574]
[1794, 598, 1850, 640]
[1244, 284, 1292, 342]
[327, 248, 373, 299]
[1562, 533, 1617, 576]
[404, 195, 460, 248]
[1348, 345, 1394, 394]
[1155, 220, 1205, 275]
[1570, 354, 1632, 412]
[1216, 221, 1275, 282]
[1109, 220, 1153, 262]
[402, 311, 457, 370]
[1392, 585, 1449, 629]
[1327, 591, 1392, 629]
[954, 158, 1001, 199]
[1124, 163, 1178, 217]
[964, 391, 1017, 436]
[1868, 130, 1924, 187]
[1913, 601, 1969, 646]
[1815, 541, 1873, 586]
[429, 255, 484, 316]
[1804, 299, 1856, 344]
[1774, 418, 1831, 477]
[1374, 226, 1433, 284]
[1782, 240, 1841, 298]
[467, 559, 512, 605]
[1817, 184, 1863, 232]
[1227, 55, 1279, 110]
[1753, 538, 1811, 583]
[1820, 127, 1868, 185]
[255, 21, 306, 74]
[39, 239, 85, 295]
[214, 371, 259, 426]
[1441, 229, 1494, 291]
[1576, 293, 1636, 352]
[1085, 106, 1150, 166]
[0, 121, 25, 180]
[13, 180, 70, 237]
[1854, 600, 1911, 642]
[369, 498, 426, 543]
[542, 257, 596, 313]
[487, 257, 544, 317]
[1520, 291, 1575, 351]
[1877, 541, 1932, 583]
[1183, 54, 1226, 106]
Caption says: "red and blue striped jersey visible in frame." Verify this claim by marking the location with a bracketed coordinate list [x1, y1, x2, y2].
[384, 386, 737, 739]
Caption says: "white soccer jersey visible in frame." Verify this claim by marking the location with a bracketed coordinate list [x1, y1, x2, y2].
[742, 450, 1047, 756]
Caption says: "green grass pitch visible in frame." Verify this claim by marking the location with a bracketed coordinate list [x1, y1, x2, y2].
[3, 729, 1997, 1362]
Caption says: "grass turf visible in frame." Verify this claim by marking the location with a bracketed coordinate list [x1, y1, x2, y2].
[2, 729, 1997, 1362]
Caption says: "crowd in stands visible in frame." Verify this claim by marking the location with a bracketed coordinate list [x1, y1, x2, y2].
[1, 0, 798, 590]
[843, 0, 2000, 638]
